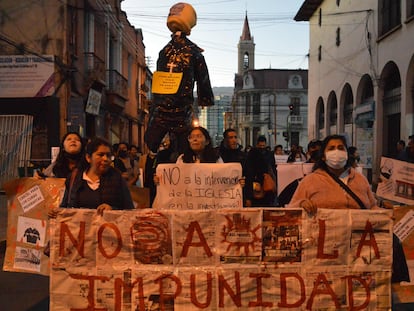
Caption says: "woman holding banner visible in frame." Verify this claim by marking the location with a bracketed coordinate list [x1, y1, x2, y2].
[176, 126, 222, 163]
[289, 134, 410, 296]
[289, 134, 377, 213]
[154, 127, 246, 189]
[59, 137, 134, 214]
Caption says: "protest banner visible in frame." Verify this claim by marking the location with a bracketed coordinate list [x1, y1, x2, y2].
[376, 157, 414, 205]
[5, 165, 412, 309]
[2, 178, 150, 276]
[152, 163, 243, 210]
[3, 177, 65, 275]
[49, 208, 393, 310]
[392, 205, 414, 304]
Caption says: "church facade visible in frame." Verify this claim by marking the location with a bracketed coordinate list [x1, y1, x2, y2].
[231, 14, 309, 151]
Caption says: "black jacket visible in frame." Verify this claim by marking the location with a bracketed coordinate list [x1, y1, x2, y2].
[154, 33, 214, 111]
[144, 32, 214, 153]
[219, 143, 247, 166]
[244, 148, 277, 206]
[61, 167, 134, 210]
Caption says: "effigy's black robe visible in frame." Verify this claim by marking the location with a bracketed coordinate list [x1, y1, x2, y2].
[145, 32, 214, 154]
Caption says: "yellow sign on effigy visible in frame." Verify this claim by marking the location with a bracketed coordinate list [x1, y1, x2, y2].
[151, 71, 183, 94]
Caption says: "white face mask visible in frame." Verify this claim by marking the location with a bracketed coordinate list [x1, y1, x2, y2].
[325, 149, 348, 169]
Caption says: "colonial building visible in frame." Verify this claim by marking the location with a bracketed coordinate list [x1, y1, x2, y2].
[232, 14, 308, 150]
[295, 0, 414, 182]
[0, 0, 148, 168]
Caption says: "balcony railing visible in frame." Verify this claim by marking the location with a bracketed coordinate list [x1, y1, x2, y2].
[106, 69, 128, 99]
[289, 115, 303, 125]
[84, 52, 106, 83]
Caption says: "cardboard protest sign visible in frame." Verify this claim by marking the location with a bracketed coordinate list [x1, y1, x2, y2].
[392, 205, 414, 304]
[3, 178, 155, 276]
[49, 208, 393, 310]
[153, 163, 243, 210]
[3, 177, 65, 275]
[376, 157, 414, 205]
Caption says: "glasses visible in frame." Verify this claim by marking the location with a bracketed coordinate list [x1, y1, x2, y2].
[188, 134, 204, 140]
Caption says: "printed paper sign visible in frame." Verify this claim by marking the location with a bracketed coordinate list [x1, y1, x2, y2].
[376, 157, 414, 205]
[151, 71, 183, 94]
[153, 163, 243, 210]
[394, 209, 414, 242]
[16, 216, 47, 247]
[17, 185, 45, 212]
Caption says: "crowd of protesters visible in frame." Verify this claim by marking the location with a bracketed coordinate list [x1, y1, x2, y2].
[38, 127, 384, 211]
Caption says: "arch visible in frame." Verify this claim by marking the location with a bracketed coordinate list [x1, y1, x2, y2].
[243, 52, 250, 69]
[327, 91, 338, 134]
[356, 74, 374, 105]
[316, 97, 325, 139]
[380, 61, 401, 157]
[405, 54, 414, 125]
[353, 74, 375, 170]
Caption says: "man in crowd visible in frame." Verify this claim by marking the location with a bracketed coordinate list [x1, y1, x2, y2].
[398, 136, 414, 162]
[306, 139, 322, 163]
[113, 142, 139, 186]
[219, 128, 246, 165]
[244, 135, 277, 207]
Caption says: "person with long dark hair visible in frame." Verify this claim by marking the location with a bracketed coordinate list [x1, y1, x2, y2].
[177, 126, 222, 163]
[60, 137, 134, 213]
[41, 131, 85, 178]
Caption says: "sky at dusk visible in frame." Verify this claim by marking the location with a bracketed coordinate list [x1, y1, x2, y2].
[121, 0, 309, 87]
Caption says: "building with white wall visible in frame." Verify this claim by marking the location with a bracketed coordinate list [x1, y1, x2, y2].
[295, 0, 414, 182]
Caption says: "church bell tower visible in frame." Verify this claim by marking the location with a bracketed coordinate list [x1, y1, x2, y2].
[238, 12, 255, 74]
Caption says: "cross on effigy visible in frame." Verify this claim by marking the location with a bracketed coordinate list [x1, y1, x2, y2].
[167, 62, 177, 73]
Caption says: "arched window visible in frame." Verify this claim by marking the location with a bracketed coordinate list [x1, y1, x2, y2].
[243, 53, 249, 69]
[317, 97, 325, 139]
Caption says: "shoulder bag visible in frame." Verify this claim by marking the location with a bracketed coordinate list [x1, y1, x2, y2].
[324, 168, 366, 209]
[263, 173, 276, 193]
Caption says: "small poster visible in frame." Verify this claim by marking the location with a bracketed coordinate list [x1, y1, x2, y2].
[376, 157, 414, 205]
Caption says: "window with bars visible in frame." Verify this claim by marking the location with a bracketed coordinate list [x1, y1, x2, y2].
[290, 97, 301, 115]
[409, 0, 414, 19]
[253, 93, 261, 115]
[379, 0, 401, 36]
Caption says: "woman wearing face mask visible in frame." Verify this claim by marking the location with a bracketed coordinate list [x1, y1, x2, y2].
[289, 135, 377, 214]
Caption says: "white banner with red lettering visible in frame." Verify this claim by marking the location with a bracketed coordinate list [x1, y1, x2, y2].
[49, 208, 393, 310]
